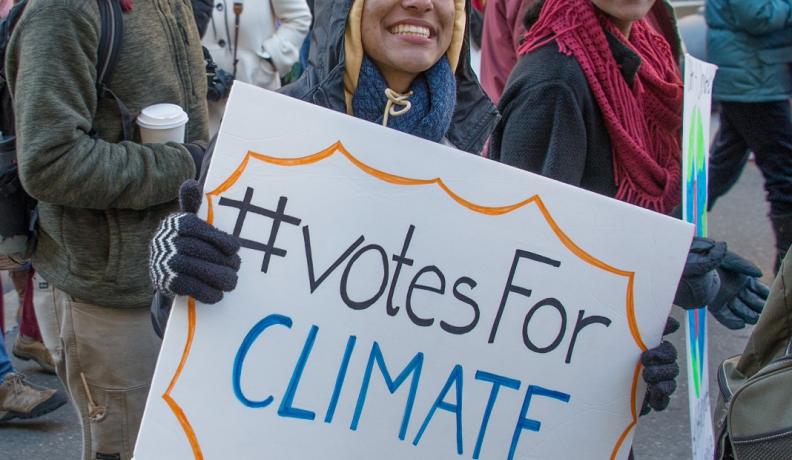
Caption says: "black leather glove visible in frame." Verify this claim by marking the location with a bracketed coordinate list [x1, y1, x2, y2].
[674, 237, 726, 309]
[182, 142, 208, 179]
[149, 180, 241, 304]
[708, 250, 770, 330]
[640, 317, 680, 416]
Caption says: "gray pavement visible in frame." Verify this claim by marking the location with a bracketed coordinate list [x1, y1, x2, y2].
[0, 162, 775, 459]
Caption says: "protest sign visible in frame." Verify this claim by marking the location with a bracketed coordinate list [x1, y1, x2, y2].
[681, 54, 718, 460]
[134, 82, 693, 459]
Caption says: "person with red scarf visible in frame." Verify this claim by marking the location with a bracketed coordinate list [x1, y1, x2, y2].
[489, 0, 770, 419]
[492, 0, 683, 213]
[478, 0, 681, 106]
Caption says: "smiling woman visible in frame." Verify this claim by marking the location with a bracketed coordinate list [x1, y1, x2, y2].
[340, 0, 470, 145]
[490, 0, 683, 213]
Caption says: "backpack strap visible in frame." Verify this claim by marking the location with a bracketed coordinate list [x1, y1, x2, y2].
[95, 0, 133, 141]
[0, 0, 30, 137]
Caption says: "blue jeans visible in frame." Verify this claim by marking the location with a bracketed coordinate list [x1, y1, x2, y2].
[0, 328, 12, 380]
[708, 100, 792, 216]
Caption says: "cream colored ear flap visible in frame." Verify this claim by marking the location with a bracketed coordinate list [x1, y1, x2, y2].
[446, 0, 466, 73]
[343, 0, 366, 114]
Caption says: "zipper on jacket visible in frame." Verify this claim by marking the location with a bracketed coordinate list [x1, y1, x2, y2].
[96, 0, 116, 84]
[176, 20, 197, 97]
[156, 0, 190, 104]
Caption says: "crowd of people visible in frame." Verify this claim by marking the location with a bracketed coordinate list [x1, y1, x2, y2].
[0, 0, 790, 459]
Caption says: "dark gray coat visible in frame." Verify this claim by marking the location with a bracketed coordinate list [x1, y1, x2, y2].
[490, 32, 643, 198]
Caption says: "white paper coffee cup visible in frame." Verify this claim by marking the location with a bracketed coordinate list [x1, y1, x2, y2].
[137, 103, 189, 144]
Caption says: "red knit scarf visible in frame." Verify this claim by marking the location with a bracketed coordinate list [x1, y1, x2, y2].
[518, 0, 683, 214]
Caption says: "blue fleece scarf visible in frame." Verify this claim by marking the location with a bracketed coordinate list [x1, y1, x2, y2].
[352, 56, 456, 143]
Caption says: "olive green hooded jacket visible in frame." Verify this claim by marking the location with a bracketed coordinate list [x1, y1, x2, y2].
[735, 250, 792, 378]
[6, 0, 209, 308]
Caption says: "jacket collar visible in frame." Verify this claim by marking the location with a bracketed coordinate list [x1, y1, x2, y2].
[604, 30, 641, 87]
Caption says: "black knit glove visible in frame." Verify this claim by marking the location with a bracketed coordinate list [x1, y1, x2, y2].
[640, 317, 680, 416]
[674, 237, 726, 309]
[149, 180, 241, 304]
[708, 250, 769, 330]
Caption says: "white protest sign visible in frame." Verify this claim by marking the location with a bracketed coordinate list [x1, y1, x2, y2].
[135, 82, 693, 460]
[681, 53, 718, 460]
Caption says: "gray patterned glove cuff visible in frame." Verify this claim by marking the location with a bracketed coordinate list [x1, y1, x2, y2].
[149, 211, 241, 304]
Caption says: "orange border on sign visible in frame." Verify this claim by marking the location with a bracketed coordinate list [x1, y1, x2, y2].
[162, 298, 203, 459]
[162, 141, 647, 459]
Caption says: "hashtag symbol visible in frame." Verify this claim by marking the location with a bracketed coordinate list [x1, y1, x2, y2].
[218, 187, 301, 273]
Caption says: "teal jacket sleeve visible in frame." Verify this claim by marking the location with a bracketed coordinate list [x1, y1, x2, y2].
[7, 4, 196, 211]
[730, 0, 792, 35]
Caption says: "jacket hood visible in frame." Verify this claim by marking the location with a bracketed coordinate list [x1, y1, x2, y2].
[280, 0, 498, 154]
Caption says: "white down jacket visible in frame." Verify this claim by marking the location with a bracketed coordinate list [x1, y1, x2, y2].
[203, 0, 311, 131]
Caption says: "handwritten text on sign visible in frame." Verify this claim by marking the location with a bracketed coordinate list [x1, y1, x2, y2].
[224, 186, 601, 457]
[135, 83, 693, 460]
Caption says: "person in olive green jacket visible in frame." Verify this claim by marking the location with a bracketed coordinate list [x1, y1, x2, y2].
[6, 0, 209, 458]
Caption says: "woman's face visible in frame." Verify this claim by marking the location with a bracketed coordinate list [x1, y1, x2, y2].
[361, 0, 456, 91]
[591, 0, 655, 35]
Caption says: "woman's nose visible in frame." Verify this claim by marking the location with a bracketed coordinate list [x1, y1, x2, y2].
[401, 0, 434, 13]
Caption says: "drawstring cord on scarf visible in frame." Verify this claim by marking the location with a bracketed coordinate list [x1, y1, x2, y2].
[382, 88, 414, 127]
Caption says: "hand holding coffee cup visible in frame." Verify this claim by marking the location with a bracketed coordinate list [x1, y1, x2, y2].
[137, 103, 189, 144]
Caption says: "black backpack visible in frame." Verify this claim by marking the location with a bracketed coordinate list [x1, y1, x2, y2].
[0, 0, 127, 269]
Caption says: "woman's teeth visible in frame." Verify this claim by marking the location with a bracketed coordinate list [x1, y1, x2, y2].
[390, 24, 431, 39]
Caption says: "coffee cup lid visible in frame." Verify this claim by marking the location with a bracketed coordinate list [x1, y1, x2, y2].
[136, 103, 189, 130]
